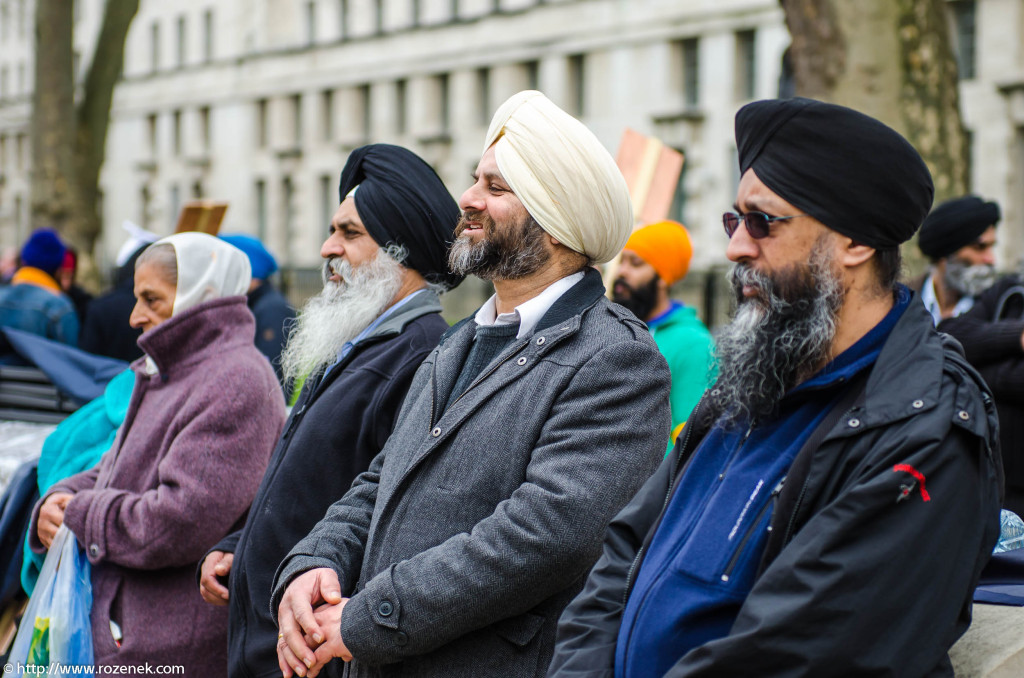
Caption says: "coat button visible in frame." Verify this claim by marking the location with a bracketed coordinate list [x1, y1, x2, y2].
[847, 418, 861, 428]
[89, 544, 100, 557]
[516, 357, 527, 366]
[394, 631, 408, 646]
[378, 601, 393, 617]
[958, 410, 970, 421]
[431, 427, 441, 437]
[912, 400, 924, 409]
[536, 337, 545, 345]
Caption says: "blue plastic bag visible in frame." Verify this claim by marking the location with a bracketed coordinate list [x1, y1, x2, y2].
[9, 525, 93, 673]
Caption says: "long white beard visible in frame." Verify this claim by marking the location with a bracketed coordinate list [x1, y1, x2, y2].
[280, 248, 405, 388]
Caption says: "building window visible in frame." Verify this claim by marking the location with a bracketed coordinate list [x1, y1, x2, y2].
[0, 67, 7, 99]
[203, 10, 214, 62]
[147, 113, 158, 155]
[438, 74, 450, 133]
[320, 175, 334, 232]
[735, 30, 756, 101]
[255, 180, 268, 241]
[450, 0, 459, 22]
[681, 38, 700, 108]
[281, 176, 295, 244]
[321, 89, 334, 141]
[339, 0, 348, 39]
[176, 15, 186, 67]
[15, 133, 25, 171]
[477, 67, 490, 126]
[199, 106, 211, 152]
[140, 185, 152, 228]
[16, 62, 24, 95]
[567, 54, 585, 117]
[291, 94, 303, 147]
[306, 2, 316, 45]
[170, 184, 181, 229]
[950, 0, 976, 80]
[1, 4, 8, 41]
[412, 0, 422, 26]
[668, 147, 687, 224]
[395, 79, 408, 134]
[0, 135, 6, 171]
[151, 21, 161, 72]
[523, 60, 539, 91]
[359, 84, 371, 141]
[257, 98, 269, 148]
[374, 0, 384, 34]
[17, 0, 26, 38]
[14, 195, 23, 240]
[172, 110, 182, 155]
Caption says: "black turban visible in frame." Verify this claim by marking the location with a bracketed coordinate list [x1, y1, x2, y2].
[918, 195, 1000, 261]
[338, 144, 464, 290]
[736, 97, 934, 250]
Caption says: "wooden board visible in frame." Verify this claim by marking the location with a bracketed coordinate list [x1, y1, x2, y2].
[174, 201, 229, 235]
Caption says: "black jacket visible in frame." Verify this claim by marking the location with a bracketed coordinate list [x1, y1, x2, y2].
[246, 282, 295, 383]
[210, 291, 448, 678]
[549, 298, 1003, 678]
[79, 258, 143, 363]
[939, 276, 1024, 504]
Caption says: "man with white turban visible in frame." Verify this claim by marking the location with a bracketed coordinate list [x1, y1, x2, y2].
[272, 90, 671, 678]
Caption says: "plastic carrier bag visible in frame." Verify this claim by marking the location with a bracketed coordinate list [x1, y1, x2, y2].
[9, 524, 94, 673]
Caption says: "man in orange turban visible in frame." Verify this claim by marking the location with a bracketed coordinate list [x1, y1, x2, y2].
[612, 220, 714, 439]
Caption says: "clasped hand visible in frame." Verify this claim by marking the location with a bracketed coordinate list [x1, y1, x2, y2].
[277, 568, 351, 678]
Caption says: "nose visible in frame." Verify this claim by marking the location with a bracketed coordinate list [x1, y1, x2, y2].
[128, 300, 146, 329]
[725, 221, 759, 263]
[981, 249, 996, 266]
[321, 233, 343, 260]
[459, 182, 485, 213]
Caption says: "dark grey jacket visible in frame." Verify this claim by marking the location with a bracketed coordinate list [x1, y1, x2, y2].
[271, 268, 671, 678]
[549, 297, 1003, 678]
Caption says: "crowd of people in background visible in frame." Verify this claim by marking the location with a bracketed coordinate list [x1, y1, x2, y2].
[0, 89, 1013, 678]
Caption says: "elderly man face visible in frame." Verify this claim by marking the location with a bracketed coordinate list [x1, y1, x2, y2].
[322, 197, 385, 283]
[450, 145, 552, 280]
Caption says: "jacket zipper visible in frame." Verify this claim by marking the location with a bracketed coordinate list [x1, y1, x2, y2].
[720, 478, 785, 582]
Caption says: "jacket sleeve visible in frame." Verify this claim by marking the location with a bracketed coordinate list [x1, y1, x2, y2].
[27, 464, 103, 554]
[61, 371, 285, 570]
[333, 340, 670, 665]
[546, 450, 677, 678]
[664, 419, 1001, 677]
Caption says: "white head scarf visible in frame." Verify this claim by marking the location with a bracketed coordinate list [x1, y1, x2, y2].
[153, 232, 251, 316]
[483, 90, 633, 264]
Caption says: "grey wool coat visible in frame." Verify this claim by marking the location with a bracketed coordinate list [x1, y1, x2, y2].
[271, 267, 671, 678]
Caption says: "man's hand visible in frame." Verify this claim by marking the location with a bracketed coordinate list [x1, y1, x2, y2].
[303, 599, 351, 678]
[199, 551, 233, 605]
[276, 568, 345, 678]
[38, 492, 73, 550]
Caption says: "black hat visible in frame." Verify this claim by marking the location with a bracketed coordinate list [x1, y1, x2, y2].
[917, 195, 1000, 261]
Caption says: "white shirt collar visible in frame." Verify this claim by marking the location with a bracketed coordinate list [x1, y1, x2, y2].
[921, 271, 974, 326]
[474, 271, 585, 339]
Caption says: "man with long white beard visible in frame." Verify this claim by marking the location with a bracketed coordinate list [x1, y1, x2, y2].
[197, 143, 462, 678]
[549, 97, 1004, 678]
[914, 195, 1001, 324]
[271, 90, 670, 678]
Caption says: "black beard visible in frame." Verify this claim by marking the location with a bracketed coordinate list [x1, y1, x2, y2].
[612, 275, 660, 320]
[706, 242, 843, 430]
[448, 211, 551, 281]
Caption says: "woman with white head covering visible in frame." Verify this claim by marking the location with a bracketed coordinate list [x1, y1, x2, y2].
[30, 232, 286, 676]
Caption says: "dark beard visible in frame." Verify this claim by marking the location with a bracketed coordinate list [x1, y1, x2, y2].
[448, 211, 551, 281]
[612, 275, 660, 320]
[706, 241, 843, 430]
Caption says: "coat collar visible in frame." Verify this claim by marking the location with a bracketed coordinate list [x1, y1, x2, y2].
[136, 296, 254, 377]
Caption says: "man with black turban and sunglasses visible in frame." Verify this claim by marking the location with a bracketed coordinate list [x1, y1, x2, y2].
[550, 97, 1003, 678]
[197, 143, 463, 678]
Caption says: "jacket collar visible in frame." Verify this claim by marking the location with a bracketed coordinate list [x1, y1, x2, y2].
[12, 267, 63, 295]
[136, 296, 255, 377]
[366, 289, 443, 343]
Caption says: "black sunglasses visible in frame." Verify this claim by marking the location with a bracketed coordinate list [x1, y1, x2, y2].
[722, 211, 804, 239]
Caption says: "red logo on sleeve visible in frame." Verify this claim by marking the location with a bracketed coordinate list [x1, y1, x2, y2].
[893, 464, 930, 502]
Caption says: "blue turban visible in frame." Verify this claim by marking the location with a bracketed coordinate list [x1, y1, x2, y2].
[219, 234, 279, 280]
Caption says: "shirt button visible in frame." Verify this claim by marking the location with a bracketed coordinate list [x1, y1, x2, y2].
[516, 357, 527, 366]
[912, 400, 924, 409]
[847, 418, 861, 428]
[394, 631, 409, 646]
[536, 337, 546, 346]
[431, 427, 441, 437]
[89, 544, 100, 557]
[378, 601, 393, 617]
[958, 410, 970, 421]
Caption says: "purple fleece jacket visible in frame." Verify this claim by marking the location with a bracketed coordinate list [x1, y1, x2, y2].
[30, 296, 286, 674]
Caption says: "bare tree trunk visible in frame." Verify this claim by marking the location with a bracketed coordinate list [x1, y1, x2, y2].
[780, 0, 968, 276]
[29, 0, 76, 236]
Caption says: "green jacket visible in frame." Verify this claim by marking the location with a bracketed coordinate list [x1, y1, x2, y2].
[648, 303, 715, 442]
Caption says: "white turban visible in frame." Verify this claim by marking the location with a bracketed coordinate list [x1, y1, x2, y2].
[153, 232, 252, 316]
[484, 90, 633, 265]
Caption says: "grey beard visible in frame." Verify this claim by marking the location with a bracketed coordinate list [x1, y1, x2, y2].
[706, 243, 843, 430]
[944, 259, 996, 298]
[448, 214, 551, 281]
[280, 246, 405, 389]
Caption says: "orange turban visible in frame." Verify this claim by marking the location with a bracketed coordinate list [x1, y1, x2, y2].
[623, 221, 693, 285]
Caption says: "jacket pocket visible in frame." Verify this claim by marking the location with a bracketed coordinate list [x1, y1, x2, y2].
[491, 611, 545, 647]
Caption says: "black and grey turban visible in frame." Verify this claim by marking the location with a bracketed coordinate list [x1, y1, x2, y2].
[338, 144, 464, 290]
[736, 97, 934, 250]
[918, 195, 1000, 261]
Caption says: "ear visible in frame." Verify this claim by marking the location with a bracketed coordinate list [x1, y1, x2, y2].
[547, 233, 562, 247]
[835, 235, 876, 269]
